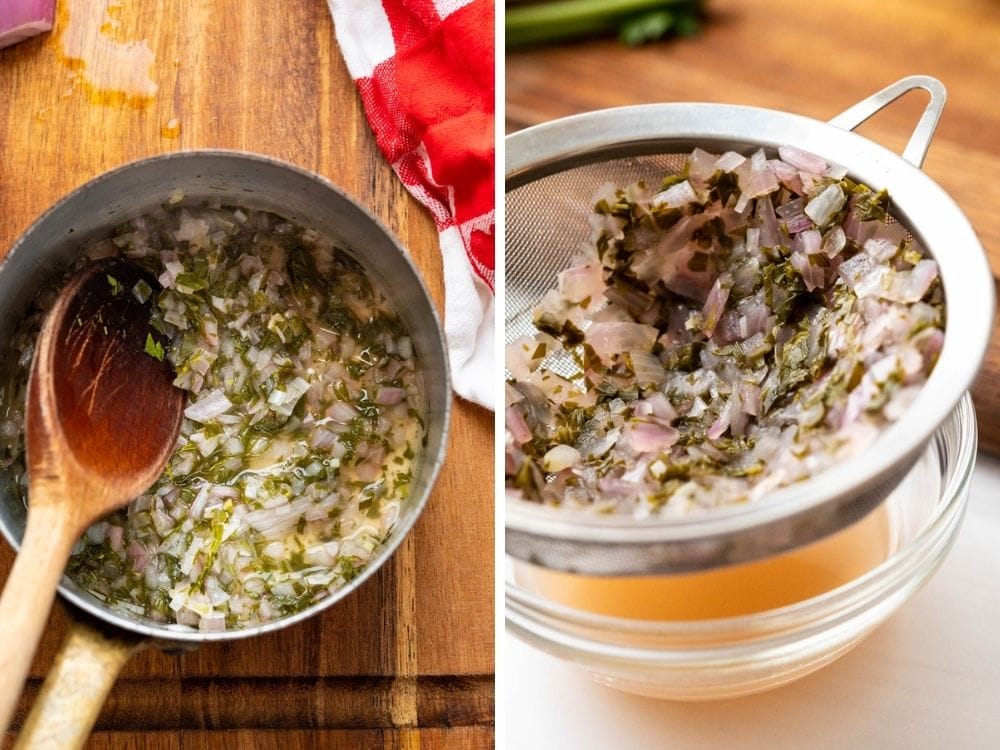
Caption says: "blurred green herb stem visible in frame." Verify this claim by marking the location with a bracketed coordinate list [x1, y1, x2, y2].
[505, 0, 702, 48]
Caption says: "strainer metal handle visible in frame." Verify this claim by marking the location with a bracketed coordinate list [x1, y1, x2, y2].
[828, 75, 946, 169]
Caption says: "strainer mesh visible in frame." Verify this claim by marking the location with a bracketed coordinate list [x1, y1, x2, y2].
[507, 155, 684, 360]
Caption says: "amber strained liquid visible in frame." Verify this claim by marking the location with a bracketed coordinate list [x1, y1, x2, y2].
[518, 506, 892, 621]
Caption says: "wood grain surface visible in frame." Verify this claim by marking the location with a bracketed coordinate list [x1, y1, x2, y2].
[0, 1, 493, 748]
[507, 0, 1000, 452]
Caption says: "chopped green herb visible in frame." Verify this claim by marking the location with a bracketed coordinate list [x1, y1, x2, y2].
[143, 333, 165, 361]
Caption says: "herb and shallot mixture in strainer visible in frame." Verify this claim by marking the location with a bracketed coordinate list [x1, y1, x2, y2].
[0, 204, 424, 630]
[505, 146, 944, 517]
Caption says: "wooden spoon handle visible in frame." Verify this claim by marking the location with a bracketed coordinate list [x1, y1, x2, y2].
[13, 610, 144, 750]
[0, 501, 80, 735]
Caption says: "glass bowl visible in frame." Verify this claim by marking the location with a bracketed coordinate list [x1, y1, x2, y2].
[505, 395, 976, 700]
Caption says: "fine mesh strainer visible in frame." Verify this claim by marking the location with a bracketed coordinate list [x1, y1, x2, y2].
[505, 75, 994, 576]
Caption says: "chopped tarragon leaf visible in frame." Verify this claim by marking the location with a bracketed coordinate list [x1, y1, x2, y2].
[144, 332, 165, 361]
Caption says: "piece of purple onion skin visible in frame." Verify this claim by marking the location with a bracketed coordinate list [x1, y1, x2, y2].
[0, 0, 55, 50]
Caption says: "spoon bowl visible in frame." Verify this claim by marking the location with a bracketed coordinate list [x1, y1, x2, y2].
[0, 258, 184, 733]
[28, 258, 183, 501]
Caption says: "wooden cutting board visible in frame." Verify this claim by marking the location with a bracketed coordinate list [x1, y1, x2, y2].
[0, 1, 493, 748]
[507, 0, 1000, 453]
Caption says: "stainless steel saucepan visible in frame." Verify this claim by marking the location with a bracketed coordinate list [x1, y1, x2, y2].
[0, 151, 451, 748]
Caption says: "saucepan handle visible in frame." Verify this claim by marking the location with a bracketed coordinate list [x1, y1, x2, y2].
[12, 608, 146, 750]
[827, 74, 946, 169]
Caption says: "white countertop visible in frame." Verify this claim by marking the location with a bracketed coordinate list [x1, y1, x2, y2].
[504, 455, 1000, 749]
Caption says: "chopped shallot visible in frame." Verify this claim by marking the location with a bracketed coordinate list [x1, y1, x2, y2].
[506, 144, 943, 518]
[1, 205, 425, 631]
[777, 145, 828, 175]
[804, 184, 847, 227]
[626, 421, 679, 453]
[184, 390, 233, 422]
[543, 444, 581, 472]
[653, 180, 698, 208]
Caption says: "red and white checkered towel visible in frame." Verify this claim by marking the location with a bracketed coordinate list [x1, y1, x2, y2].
[328, 0, 495, 410]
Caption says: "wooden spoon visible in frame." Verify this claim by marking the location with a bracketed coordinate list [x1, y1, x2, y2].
[0, 258, 184, 733]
